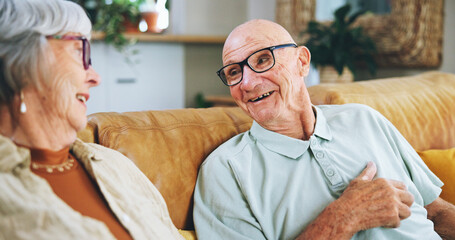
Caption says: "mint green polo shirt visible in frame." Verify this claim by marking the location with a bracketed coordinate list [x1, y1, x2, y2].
[194, 104, 443, 240]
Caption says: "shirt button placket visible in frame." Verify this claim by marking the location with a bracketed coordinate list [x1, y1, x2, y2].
[311, 137, 342, 185]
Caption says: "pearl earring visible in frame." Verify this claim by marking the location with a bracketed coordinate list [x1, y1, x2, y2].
[20, 91, 27, 114]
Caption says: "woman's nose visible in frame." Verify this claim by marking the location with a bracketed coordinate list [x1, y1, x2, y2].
[86, 65, 101, 87]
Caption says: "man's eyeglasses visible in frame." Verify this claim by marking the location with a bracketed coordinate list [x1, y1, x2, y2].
[216, 43, 298, 86]
[46, 35, 92, 70]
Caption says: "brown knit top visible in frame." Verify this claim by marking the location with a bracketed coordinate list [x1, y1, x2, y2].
[30, 147, 132, 240]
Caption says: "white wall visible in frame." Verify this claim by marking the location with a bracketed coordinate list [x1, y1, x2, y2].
[248, 0, 276, 21]
[440, 0, 455, 74]
[170, 0, 276, 35]
[170, 0, 247, 35]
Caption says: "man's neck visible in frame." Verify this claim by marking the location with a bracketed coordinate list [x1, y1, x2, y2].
[259, 105, 316, 140]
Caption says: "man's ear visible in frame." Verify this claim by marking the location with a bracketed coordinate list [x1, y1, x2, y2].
[297, 46, 311, 77]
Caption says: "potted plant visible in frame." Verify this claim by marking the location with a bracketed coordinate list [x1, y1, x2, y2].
[93, 0, 143, 54]
[302, 3, 376, 82]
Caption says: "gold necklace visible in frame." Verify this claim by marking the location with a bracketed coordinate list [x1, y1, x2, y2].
[31, 157, 75, 173]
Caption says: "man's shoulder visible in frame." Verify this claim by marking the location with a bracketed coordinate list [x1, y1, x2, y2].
[200, 131, 252, 169]
[318, 102, 377, 113]
[317, 103, 384, 120]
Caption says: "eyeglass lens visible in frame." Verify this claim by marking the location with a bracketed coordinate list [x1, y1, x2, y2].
[220, 49, 274, 86]
[83, 39, 91, 70]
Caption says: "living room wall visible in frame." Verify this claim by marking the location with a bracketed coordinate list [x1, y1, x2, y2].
[183, 0, 455, 107]
[440, 0, 455, 74]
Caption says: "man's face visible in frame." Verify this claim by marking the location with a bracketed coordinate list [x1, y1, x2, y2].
[222, 20, 311, 128]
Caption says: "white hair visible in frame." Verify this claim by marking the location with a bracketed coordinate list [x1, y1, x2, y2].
[0, 0, 92, 106]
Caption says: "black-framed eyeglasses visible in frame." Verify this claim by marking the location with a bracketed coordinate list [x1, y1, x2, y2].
[216, 43, 298, 86]
[46, 35, 92, 70]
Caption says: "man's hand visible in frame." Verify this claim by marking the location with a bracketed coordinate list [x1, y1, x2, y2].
[335, 161, 415, 232]
[297, 162, 415, 240]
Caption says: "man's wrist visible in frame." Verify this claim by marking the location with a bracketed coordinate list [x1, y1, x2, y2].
[297, 200, 356, 240]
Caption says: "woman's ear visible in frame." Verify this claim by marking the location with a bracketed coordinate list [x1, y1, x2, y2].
[297, 46, 311, 77]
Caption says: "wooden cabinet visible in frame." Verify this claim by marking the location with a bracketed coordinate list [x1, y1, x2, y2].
[88, 41, 185, 114]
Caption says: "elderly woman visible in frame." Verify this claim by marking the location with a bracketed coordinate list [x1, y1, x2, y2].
[0, 0, 184, 239]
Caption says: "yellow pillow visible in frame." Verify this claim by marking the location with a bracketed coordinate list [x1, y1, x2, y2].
[417, 148, 455, 205]
[178, 230, 197, 240]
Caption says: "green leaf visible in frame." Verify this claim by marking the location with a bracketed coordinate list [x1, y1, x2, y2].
[348, 9, 366, 24]
[364, 54, 377, 76]
[350, 27, 362, 39]
[334, 4, 351, 23]
[346, 59, 356, 77]
[334, 50, 345, 75]
[301, 2, 377, 77]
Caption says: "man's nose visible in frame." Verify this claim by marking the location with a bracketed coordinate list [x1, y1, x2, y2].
[240, 65, 260, 91]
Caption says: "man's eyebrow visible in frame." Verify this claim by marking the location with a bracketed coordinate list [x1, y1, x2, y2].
[223, 56, 240, 66]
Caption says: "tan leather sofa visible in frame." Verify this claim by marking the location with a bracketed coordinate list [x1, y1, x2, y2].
[77, 71, 455, 238]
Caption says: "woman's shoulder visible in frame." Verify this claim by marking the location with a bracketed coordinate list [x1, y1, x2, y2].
[0, 135, 29, 173]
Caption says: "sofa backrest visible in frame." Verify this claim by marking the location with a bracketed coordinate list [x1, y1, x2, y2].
[77, 107, 252, 230]
[77, 71, 455, 230]
[309, 71, 455, 151]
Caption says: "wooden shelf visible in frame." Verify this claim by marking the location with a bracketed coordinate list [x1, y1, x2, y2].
[205, 95, 237, 107]
[91, 31, 226, 44]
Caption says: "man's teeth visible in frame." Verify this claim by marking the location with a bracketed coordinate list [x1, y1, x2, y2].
[77, 95, 86, 103]
[250, 91, 272, 102]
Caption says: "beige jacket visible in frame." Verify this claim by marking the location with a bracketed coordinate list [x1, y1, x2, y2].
[0, 135, 184, 240]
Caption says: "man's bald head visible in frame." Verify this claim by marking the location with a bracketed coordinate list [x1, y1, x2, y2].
[219, 19, 313, 137]
[222, 19, 296, 64]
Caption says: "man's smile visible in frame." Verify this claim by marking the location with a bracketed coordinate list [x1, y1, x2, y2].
[249, 90, 275, 102]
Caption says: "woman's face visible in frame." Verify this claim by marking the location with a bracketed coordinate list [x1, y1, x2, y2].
[45, 33, 101, 134]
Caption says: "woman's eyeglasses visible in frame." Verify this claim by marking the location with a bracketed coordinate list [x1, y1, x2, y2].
[46, 35, 92, 70]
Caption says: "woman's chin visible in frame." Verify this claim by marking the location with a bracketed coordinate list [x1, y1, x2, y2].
[73, 116, 88, 133]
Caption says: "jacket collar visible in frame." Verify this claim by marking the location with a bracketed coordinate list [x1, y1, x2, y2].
[0, 135, 30, 173]
[0, 135, 101, 174]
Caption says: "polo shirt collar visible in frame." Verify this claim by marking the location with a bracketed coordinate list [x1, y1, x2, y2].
[249, 106, 332, 159]
[312, 106, 332, 141]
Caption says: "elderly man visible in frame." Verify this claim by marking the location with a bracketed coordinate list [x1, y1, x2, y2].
[193, 19, 455, 239]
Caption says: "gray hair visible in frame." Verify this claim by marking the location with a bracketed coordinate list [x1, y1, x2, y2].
[0, 0, 92, 106]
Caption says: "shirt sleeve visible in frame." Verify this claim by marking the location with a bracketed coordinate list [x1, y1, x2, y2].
[377, 111, 443, 206]
[193, 154, 267, 240]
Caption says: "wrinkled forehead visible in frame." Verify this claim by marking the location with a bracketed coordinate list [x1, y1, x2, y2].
[222, 20, 295, 64]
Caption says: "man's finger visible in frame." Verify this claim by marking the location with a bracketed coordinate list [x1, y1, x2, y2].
[360, 161, 377, 181]
[398, 202, 412, 220]
[389, 179, 408, 190]
[398, 189, 415, 207]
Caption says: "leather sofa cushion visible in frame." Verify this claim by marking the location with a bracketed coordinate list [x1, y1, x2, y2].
[78, 107, 252, 230]
[308, 71, 455, 151]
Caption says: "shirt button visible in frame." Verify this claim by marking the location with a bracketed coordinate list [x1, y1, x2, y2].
[122, 214, 131, 223]
[326, 169, 335, 177]
[316, 152, 324, 159]
[310, 138, 317, 146]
